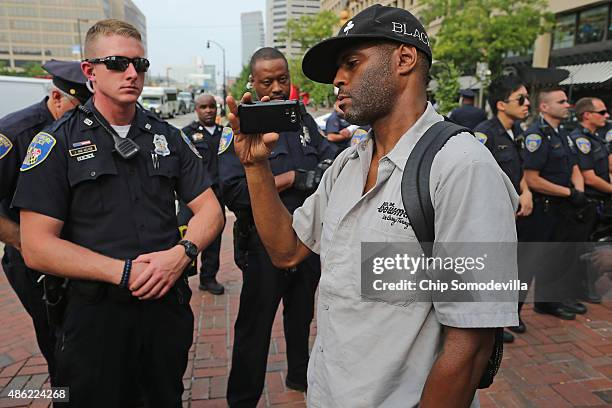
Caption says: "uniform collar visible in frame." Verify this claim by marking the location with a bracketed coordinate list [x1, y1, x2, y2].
[79, 99, 155, 135]
[134, 106, 156, 134]
[490, 116, 508, 136]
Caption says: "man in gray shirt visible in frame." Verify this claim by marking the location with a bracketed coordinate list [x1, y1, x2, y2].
[225, 5, 518, 407]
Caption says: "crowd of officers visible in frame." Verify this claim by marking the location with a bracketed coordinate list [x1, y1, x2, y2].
[0, 17, 610, 408]
[451, 76, 611, 343]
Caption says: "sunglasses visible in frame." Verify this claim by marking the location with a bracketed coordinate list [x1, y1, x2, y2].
[588, 110, 608, 116]
[85, 56, 150, 73]
[504, 94, 529, 106]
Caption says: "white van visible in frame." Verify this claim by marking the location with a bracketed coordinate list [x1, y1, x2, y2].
[0, 75, 51, 118]
[139, 86, 179, 118]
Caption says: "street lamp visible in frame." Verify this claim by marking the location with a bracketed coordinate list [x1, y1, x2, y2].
[76, 18, 95, 60]
[166, 67, 172, 87]
[206, 40, 226, 113]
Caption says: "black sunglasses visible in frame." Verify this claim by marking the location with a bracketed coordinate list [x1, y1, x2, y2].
[504, 94, 529, 106]
[85, 56, 150, 73]
[588, 109, 608, 116]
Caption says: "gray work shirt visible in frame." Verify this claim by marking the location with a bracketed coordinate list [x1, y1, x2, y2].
[292, 103, 519, 407]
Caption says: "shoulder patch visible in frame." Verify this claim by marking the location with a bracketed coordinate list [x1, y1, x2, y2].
[218, 127, 233, 155]
[20, 132, 56, 171]
[350, 128, 369, 146]
[575, 137, 591, 154]
[605, 129, 612, 143]
[525, 134, 542, 153]
[0, 133, 13, 159]
[180, 131, 202, 159]
[474, 132, 488, 144]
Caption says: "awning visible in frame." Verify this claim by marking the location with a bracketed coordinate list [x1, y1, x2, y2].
[559, 61, 612, 86]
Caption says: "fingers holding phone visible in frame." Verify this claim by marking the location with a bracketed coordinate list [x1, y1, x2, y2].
[226, 93, 280, 166]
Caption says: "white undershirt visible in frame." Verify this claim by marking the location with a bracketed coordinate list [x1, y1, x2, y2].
[204, 125, 216, 135]
[506, 129, 514, 141]
[111, 124, 131, 139]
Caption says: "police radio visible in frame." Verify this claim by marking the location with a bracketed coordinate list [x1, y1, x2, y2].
[79, 105, 140, 160]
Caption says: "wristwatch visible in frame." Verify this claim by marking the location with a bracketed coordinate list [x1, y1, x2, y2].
[178, 240, 198, 261]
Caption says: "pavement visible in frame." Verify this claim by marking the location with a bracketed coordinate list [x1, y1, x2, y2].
[0, 113, 610, 407]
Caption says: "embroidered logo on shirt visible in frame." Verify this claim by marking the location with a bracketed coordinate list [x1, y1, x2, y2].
[475, 132, 488, 144]
[378, 202, 411, 230]
[351, 128, 369, 146]
[525, 134, 542, 153]
[218, 127, 233, 155]
[576, 137, 591, 154]
[20, 132, 56, 171]
[0, 133, 13, 160]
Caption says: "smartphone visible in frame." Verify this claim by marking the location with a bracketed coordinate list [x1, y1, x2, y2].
[238, 100, 301, 134]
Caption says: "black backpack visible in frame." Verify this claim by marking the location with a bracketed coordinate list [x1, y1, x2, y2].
[400, 120, 504, 389]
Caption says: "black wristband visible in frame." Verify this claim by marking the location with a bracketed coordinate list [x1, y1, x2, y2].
[119, 259, 132, 288]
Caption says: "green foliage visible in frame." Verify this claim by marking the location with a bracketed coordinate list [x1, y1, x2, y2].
[432, 61, 461, 114]
[287, 56, 335, 107]
[279, 11, 339, 51]
[0, 61, 47, 77]
[228, 64, 250, 100]
[421, 0, 553, 75]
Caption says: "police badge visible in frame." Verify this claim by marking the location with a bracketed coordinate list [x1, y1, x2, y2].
[153, 134, 171, 156]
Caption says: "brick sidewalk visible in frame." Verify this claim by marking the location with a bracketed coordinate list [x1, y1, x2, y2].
[0, 217, 611, 407]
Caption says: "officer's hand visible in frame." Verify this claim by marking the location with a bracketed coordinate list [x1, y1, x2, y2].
[130, 246, 189, 300]
[226, 93, 279, 166]
[517, 191, 533, 217]
[568, 188, 587, 207]
[339, 128, 351, 139]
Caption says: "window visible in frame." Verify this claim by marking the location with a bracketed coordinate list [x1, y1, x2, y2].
[553, 13, 576, 49]
[576, 5, 608, 44]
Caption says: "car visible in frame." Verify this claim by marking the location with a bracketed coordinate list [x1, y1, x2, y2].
[178, 92, 195, 113]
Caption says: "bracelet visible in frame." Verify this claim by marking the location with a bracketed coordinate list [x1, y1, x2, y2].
[119, 259, 132, 288]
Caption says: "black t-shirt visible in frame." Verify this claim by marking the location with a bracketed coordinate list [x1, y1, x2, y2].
[12, 100, 211, 260]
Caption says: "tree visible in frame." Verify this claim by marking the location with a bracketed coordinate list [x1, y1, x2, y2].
[228, 64, 250, 100]
[420, 0, 553, 76]
[431, 61, 461, 115]
[279, 11, 340, 107]
[0, 61, 47, 77]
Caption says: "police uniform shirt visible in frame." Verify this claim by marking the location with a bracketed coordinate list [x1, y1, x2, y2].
[522, 117, 576, 189]
[448, 104, 487, 130]
[474, 116, 523, 194]
[291, 102, 518, 407]
[0, 98, 55, 221]
[182, 121, 222, 194]
[12, 99, 211, 260]
[219, 112, 337, 214]
[325, 110, 351, 151]
[570, 126, 610, 198]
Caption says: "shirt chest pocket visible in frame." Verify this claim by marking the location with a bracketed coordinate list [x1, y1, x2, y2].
[269, 143, 291, 175]
[67, 156, 118, 216]
[549, 142, 569, 170]
[146, 154, 180, 205]
[494, 144, 515, 163]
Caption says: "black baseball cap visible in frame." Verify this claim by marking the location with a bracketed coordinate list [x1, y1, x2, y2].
[43, 59, 92, 104]
[460, 89, 476, 98]
[302, 4, 432, 84]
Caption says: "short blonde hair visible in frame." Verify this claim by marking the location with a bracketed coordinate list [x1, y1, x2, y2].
[84, 19, 142, 58]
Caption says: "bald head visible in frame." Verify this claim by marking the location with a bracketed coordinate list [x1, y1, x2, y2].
[195, 94, 217, 126]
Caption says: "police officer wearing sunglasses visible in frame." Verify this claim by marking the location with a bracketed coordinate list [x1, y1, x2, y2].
[568, 97, 611, 304]
[12, 19, 224, 407]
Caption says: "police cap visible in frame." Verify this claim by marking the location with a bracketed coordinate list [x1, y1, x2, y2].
[302, 4, 432, 84]
[42, 59, 91, 104]
[460, 89, 476, 98]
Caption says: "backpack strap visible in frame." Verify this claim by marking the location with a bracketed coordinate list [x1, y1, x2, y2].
[401, 120, 471, 256]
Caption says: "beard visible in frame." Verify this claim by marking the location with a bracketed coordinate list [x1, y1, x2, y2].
[342, 57, 396, 126]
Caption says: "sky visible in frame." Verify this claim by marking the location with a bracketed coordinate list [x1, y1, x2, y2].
[132, 0, 267, 80]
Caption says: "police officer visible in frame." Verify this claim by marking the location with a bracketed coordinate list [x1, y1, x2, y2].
[325, 103, 352, 152]
[12, 20, 223, 407]
[474, 75, 532, 342]
[448, 89, 487, 129]
[521, 87, 589, 321]
[569, 97, 611, 303]
[220, 47, 337, 406]
[178, 94, 225, 295]
[0, 60, 91, 384]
